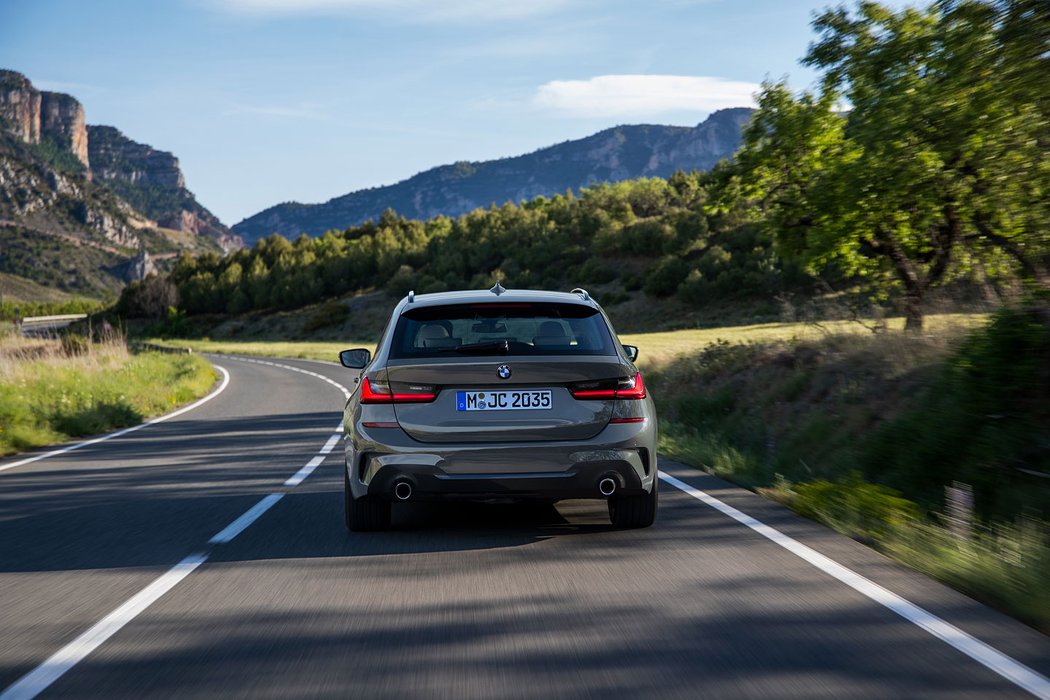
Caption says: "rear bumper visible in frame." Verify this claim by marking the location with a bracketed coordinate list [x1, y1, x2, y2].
[345, 422, 657, 502]
[359, 454, 652, 501]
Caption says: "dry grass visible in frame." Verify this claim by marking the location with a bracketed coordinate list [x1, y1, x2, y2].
[149, 312, 988, 367]
[148, 338, 373, 362]
[0, 331, 216, 455]
[0, 331, 129, 381]
[621, 313, 988, 369]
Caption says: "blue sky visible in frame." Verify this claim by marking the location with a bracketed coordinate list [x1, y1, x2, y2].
[0, 0, 911, 225]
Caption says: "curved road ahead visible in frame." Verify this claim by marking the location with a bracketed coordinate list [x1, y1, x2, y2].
[1, 356, 1048, 699]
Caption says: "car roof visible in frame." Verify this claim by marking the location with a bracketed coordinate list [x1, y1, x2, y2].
[399, 288, 597, 310]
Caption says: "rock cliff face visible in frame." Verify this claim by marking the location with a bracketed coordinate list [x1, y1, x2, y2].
[0, 71, 41, 143]
[41, 91, 89, 169]
[233, 107, 755, 243]
[87, 125, 184, 189]
[0, 69, 233, 296]
[0, 135, 139, 247]
[87, 125, 242, 251]
[0, 70, 89, 170]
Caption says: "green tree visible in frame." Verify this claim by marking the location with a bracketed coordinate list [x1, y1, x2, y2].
[737, 0, 1049, 329]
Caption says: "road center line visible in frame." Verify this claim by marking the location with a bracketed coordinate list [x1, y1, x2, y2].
[285, 455, 326, 486]
[658, 471, 1050, 700]
[319, 434, 340, 454]
[226, 356, 351, 400]
[0, 365, 231, 474]
[208, 493, 285, 544]
[0, 553, 208, 700]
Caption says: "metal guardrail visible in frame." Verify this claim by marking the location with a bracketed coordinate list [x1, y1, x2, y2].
[19, 314, 89, 325]
[17, 314, 89, 337]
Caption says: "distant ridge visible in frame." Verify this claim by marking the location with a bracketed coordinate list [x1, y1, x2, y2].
[232, 107, 754, 243]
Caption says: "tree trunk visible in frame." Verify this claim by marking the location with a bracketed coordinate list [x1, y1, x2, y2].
[870, 228, 927, 332]
[903, 291, 924, 332]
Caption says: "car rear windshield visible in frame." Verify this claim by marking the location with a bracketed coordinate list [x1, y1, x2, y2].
[389, 302, 616, 358]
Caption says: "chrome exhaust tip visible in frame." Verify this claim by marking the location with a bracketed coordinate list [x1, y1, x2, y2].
[599, 477, 617, 497]
[393, 480, 413, 501]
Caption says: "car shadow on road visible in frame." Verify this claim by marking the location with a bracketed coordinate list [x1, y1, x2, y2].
[204, 465, 765, 570]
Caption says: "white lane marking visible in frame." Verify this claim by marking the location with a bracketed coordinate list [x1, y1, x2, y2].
[285, 455, 325, 487]
[225, 355, 351, 400]
[319, 434, 340, 455]
[658, 472, 1050, 700]
[208, 494, 284, 544]
[0, 366, 232, 475]
[0, 553, 208, 700]
[210, 353, 339, 369]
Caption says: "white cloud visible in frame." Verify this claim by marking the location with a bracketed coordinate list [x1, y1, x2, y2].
[533, 74, 759, 119]
[210, 0, 569, 22]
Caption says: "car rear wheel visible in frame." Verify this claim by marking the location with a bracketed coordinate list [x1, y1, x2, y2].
[609, 478, 658, 529]
[345, 467, 391, 532]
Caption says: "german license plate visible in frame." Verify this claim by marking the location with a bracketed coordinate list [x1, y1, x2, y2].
[456, 390, 552, 411]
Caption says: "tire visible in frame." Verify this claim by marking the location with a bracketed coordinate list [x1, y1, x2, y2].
[609, 478, 658, 529]
[345, 467, 391, 532]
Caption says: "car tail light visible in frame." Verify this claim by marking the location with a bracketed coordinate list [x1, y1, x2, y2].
[570, 373, 647, 400]
[609, 417, 646, 424]
[360, 377, 437, 404]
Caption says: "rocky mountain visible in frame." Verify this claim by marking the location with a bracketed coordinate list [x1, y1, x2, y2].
[87, 125, 241, 252]
[233, 107, 754, 243]
[0, 71, 90, 171]
[0, 69, 237, 297]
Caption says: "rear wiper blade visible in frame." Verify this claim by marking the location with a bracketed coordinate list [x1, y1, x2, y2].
[439, 340, 510, 354]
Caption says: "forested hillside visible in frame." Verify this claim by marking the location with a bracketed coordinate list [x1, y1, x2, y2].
[125, 172, 817, 329]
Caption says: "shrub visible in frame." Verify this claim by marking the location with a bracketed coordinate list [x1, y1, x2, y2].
[791, 478, 919, 543]
[385, 264, 416, 297]
[621, 272, 643, 291]
[575, 258, 618, 284]
[644, 257, 689, 297]
[116, 274, 179, 319]
[864, 300, 1050, 519]
[60, 333, 90, 357]
[621, 219, 675, 255]
[303, 300, 350, 333]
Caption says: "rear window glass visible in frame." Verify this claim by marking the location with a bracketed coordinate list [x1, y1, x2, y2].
[390, 302, 615, 358]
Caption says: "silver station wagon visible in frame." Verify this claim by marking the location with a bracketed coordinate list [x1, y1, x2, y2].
[338, 285, 658, 531]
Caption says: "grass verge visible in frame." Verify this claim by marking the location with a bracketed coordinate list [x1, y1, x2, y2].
[0, 331, 217, 456]
[147, 338, 375, 362]
[147, 313, 987, 367]
[650, 303, 1049, 632]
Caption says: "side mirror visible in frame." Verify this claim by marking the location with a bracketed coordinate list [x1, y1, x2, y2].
[339, 348, 371, 369]
[622, 344, 639, 362]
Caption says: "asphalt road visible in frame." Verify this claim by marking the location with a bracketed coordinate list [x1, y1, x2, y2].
[1, 355, 1048, 699]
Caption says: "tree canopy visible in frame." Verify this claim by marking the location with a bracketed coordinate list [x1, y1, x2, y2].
[732, 0, 1049, 328]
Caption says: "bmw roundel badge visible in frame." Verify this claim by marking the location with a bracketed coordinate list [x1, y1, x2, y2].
[497, 365, 511, 379]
